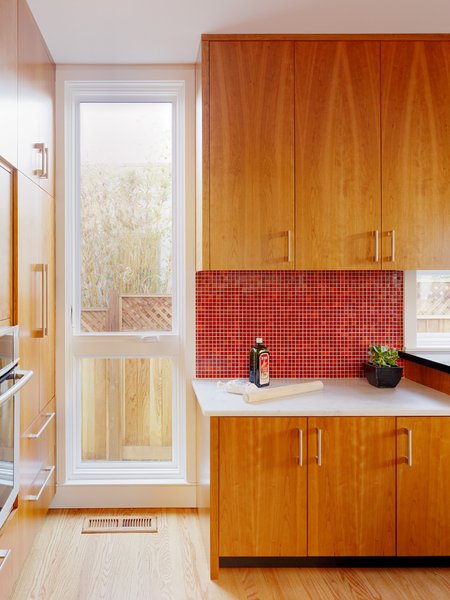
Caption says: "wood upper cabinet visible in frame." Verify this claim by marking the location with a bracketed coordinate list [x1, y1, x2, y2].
[397, 417, 450, 555]
[295, 42, 381, 269]
[18, 0, 55, 198]
[307, 417, 396, 556]
[218, 417, 307, 556]
[208, 41, 295, 269]
[382, 42, 450, 269]
[17, 173, 55, 429]
[0, 162, 14, 324]
[0, 0, 18, 167]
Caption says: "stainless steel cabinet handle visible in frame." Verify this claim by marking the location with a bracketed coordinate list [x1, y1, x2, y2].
[406, 428, 413, 467]
[33, 143, 45, 177]
[22, 412, 55, 439]
[297, 428, 303, 466]
[0, 549, 11, 572]
[287, 230, 292, 263]
[316, 428, 322, 466]
[44, 264, 49, 336]
[387, 230, 396, 262]
[374, 230, 379, 262]
[24, 466, 55, 501]
[43, 146, 49, 179]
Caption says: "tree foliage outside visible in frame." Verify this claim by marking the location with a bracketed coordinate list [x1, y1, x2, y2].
[80, 162, 172, 309]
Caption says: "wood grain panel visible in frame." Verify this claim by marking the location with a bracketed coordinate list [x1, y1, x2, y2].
[196, 41, 210, 270]
[209, 41, 295, 269]
[219, 417, 307, 557]
[17, 174, 42, 430]
[308, 417, 396, 556]
[18, 0, 55, 196]
[210, 416, 219, 579]
[404, 361, 450, 395]
[382, 42, 450, 269]
[0, 0, 18, 167]
[397, 417, 450, 555]
[0, 163, 13, 322]
[0, 508, 19, 599]
[40, 191, 55, 411]
[295, 41, 381, 269]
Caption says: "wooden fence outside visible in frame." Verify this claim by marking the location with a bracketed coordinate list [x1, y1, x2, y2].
[80, 291, 173, 462]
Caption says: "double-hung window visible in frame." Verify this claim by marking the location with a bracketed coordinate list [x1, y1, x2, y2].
[60, 75, 195, 492]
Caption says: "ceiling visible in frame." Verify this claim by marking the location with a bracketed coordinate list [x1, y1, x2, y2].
[28, 0, 450, 64]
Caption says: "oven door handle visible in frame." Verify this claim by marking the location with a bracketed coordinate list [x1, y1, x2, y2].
[0, 369, 33, 407]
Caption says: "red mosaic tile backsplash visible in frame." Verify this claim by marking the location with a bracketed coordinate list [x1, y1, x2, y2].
[196, 271, 404, 378]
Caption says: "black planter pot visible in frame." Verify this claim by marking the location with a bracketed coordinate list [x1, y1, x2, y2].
[363, 362, 403, 388]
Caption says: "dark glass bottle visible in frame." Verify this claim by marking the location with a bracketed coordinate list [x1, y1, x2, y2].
[249, 337, 270, 387]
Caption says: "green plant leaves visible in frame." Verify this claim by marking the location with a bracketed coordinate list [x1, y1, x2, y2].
[368, 345, 399, 367]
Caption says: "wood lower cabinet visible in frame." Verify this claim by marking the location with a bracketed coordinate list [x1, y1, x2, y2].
[381, 41, 450, 269]
[307, 417, 396, 556]
[17, 173, 55, 430]
[0, 0, 18, 167]
[207, 41, 295, 269]
[0, 162, 14, 324]
[397, 417, 450, 555]
[295, 42, 381, 270]
[218, 417, 307, 557]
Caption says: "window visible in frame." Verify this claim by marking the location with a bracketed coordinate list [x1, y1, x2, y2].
[61, 77, 194, 489]
[404, 271, 450, 350]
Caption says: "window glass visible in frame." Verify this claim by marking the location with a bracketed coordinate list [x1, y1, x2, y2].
[416, 270, 450, 347]
[79, 102, 173, 333]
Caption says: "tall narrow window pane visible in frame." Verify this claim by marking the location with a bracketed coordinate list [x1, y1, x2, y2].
[79, 103, 173, 333]
[81, 358, 173, 462]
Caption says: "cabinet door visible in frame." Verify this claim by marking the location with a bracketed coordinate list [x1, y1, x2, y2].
[219, 417, 307, 556]
[39, 192, 55, 410]
[0, 163, 13, 323]
[17, 174, 42, 430]
[0, 0, 18, 167]
[382, 42, 450, 269]
[308, 417, 396, 556]
[295, 41, 381, 269]
[397, 417, 450, 555]
[209, 41, 295, 269]
[18, 0, 55, 197]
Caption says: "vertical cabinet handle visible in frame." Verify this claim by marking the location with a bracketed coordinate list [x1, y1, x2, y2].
[297, 428, 303, 466]
[287, 230, 292, 263]
[316, 428, 322, 466]
[44, 264, 49, 336]
[387, 230, 396, 262]
[33, 143, 49, 179]
[0, 549, 11, 572]
[374, 230, 379, 263]
[405, 428, 413, 467]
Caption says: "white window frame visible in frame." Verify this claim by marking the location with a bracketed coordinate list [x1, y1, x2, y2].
[54, 66, 196, 507]
[404, 270, 450, 351]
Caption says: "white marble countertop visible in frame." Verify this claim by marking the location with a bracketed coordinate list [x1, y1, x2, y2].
[192, 378, 450, 417]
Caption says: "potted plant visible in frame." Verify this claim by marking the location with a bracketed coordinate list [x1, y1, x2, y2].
[363, 345, 403, 388]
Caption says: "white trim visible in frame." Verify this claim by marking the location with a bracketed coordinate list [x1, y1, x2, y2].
[404, 270, 418, 350]
[52, 482, 196, 509]
[55, 65, 196, 507]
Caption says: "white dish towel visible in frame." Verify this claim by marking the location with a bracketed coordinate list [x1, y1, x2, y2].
[217, 379, 324, 403]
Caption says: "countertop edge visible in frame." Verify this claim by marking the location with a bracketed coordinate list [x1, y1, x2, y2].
[400, 351, 450, 375]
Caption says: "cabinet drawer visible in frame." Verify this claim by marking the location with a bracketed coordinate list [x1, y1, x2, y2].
[20, 397, 55, 493]
[0, 508, 19, 599]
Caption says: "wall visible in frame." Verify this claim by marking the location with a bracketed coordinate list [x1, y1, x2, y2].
[196, 270, 403, 378]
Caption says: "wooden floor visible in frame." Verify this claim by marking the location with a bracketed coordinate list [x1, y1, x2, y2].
[11, 509, 450, 600]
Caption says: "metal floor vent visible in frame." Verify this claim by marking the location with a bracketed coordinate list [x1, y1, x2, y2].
[82, 516, 158, 534]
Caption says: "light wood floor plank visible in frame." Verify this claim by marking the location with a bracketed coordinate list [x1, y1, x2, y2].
[11, 509, 450, 600]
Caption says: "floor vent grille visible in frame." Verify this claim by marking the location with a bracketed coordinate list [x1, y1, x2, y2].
[82, 516, 158, 533]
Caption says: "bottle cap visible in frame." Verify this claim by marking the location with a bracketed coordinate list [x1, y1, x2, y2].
[256, 337, 262, 344]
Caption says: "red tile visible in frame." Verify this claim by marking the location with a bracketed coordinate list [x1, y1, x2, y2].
[195, 271, 404, 379]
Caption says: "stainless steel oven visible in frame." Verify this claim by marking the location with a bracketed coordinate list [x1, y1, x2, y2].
[0, 326, 32, 530]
